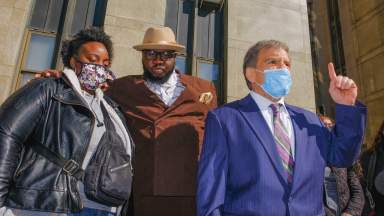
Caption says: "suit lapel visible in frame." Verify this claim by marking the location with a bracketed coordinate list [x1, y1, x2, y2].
[115, 77, 167, 123]
[134, 78, 167, 108]
[237, 95, 288, 183]
[127, 74, 197, 121]
[286, 105, 308, 192]
[160, 74, 199, 116]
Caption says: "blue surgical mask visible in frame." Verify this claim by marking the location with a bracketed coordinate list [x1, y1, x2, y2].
[258, 68, 292, 99]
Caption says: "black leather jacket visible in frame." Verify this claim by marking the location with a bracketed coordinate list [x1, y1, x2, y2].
[0, 76, 130, 213]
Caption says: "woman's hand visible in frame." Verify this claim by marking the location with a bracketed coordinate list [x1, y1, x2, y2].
[35, 69, 62, 78]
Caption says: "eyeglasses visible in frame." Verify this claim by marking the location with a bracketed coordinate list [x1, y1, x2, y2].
[143, 50, 177, 61]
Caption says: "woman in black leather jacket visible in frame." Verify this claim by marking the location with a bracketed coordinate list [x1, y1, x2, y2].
[0, 28, 132, 216]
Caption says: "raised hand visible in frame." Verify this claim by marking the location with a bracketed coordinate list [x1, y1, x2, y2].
[35, 69, 62, 78]
[328, 62, 357, 105]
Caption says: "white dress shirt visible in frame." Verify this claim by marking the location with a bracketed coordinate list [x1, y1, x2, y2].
[145, 70, 185, 106]
[249, 91, 296, 159]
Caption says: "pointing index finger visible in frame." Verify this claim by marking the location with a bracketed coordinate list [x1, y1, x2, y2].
[328, 62, 337, 81]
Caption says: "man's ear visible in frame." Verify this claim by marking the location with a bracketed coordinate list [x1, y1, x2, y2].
[245, 67, 257, 84]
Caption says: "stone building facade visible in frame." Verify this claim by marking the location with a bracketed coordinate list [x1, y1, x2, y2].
[309, 0, 384, 145]
[0, 0, 315, 109]
[2, 0, 381, 143]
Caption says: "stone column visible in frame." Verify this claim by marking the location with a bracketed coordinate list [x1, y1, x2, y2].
[0, 0, 33, 103]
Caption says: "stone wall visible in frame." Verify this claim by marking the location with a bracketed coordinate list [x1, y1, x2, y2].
[103, 0, 167, 78]
[0, 0, 32, 102]
[226, 0, 315, 110]
[339, 0, 384, 145]
[0, 0, 318, 113]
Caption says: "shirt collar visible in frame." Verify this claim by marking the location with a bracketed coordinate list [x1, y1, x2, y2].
[249, 91, 286, 112]
[146, 69, 178, 88]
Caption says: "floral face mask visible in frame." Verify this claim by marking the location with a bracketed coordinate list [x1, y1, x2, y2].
[77, 63, 116, 91]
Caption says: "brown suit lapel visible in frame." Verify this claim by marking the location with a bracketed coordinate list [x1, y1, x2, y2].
[159, 74, 200, 117]
[133, 78, 166, 106]
[169, 75, 198, 106]
[124, 73, 206, 121]
[126, 77, 168, 121]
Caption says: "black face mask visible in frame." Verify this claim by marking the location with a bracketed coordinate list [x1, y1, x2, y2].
[142, 63, 175, 84]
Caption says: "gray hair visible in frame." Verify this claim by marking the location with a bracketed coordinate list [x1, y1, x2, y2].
[242, 40, 289, 89]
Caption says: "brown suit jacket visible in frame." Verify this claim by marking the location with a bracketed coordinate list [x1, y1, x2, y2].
[107, 72, 217, 216]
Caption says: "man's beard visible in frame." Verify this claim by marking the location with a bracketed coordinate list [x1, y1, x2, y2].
[143, 64, 175, 84]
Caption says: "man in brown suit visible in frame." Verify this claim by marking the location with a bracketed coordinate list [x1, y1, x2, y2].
[107, 27, 217, 216]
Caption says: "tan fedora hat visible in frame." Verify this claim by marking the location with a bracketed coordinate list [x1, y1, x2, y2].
[133, 26, 185, 52]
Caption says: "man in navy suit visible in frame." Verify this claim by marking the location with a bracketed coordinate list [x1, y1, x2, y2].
[197, 40, 367, 216]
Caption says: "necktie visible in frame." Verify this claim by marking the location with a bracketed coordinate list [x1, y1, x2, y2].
[270, 103, 294, 183]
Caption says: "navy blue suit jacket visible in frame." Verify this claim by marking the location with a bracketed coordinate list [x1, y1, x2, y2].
[197, 94, 366, 216]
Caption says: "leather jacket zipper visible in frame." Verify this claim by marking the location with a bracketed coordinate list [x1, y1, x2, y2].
[58, 101, 95, 167]
[111, 105, 135, 173]
[110, 162, 131, 173]
[55, 96, 95, 210]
